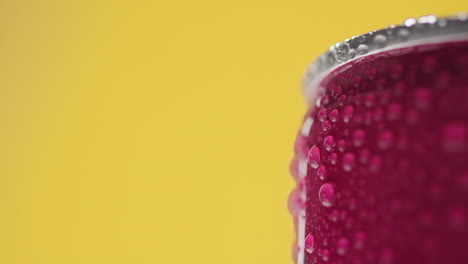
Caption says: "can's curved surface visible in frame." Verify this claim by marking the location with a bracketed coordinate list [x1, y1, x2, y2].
[290, 14, 468, 264]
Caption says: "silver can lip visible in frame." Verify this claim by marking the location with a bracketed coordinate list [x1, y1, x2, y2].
[302, 13, 468, 102]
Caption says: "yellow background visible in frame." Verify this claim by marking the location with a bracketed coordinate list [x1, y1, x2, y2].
[1, 1, 466, 263]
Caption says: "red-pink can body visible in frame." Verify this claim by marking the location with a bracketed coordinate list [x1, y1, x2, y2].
[290, 14, 468, 264]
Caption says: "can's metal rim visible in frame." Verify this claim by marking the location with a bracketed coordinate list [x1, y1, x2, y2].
[302, 13, 468, 102]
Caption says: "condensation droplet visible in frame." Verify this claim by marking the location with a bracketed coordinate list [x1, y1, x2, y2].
[332, 85, 342, 98]
[404, 17, 417, 27]
[317, 165, 327, 180]
[442, 122, 467, 153]
[305, 233, 315, 254]
[370, 156, 383, 172]
[418, 14, 437, 24]
[387, 102, 402, 121]
[448, 207, 466, 230]
[406, 108, 420, 125]
[397, 28, 410, 39]
[394, 81, 407, 96]
[319, 183, 335, 207]
[390, 64, 404, 80]
[329, 109, 339, 122]
[337, 237, 349, 256]
[321, 95, 330, 106]
[378, 130, 395, 150]
[338, 95, 347, 106]
[438, 18, 447, 27]
[329, 152, 338, 165]
[349, 197, 358, 210]
[374, 107, 384, 122]
[318, 108, 328, 122]
[354, 231, 367, 250]
[336, 42, 350, 62]
[345, 217, 355, 230]
[308, 145, 321, 169]
[359, 149, 371, 164]
[397, 135, 409, 150]
[379, 247, 395, 264]
[343, 153, 356, 172]
[322, 249, 330, 261]
[329, 209, 340, 222]
[364, 93, 376, 108]
[357, 44, 369, 55]
[342, 105, 354, 123]
[322, 120, 332, 131]
[413, 87, 432, 110]
[457, 12, 468, 21]
[373, 34, 387, 47]
[353, 129, 366, 147]
[337, 139, 346, 152]
[364, 111, 373, 125]
[324, 136, 336, 152]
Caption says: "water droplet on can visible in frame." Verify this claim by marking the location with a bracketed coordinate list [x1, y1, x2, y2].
[329, 152, 338, 165]
[379, 247, 395, 264]
[337, 237, 349, 256]
[354, 231, 367, 250]
[318, 108, 328, 122]
[342, 105, 354, 123]
[329, 209, 339, 222]
[387, 102, 402, 121]
[359, 149, 371, 164]
[404, 17, 417, 27]
[448, 207, 466, 230]
[322, 120, 332, 131]
[336, 42, 350, 62]
[353, 129, 366, 147]
[373, 34, 387, 47]
[317, 165, 327, 180]
[369, 156, 382, 172]
[356, 44, 369, 55]
[442, 122, 467, 153]
[329, 109, 339, 122]
[321, 249, 330, 261]
[343, 153, 356, 172]
[308, 145, 321, 169]
[305, 233, 315, 254]
[397, 28, 410, 39]
[437, 18, 447, 27]
[319, 183, 335, 207]
[323, 136, 336, 152]
[337, 139, 346, 152]
[413, 87, 432, 110]
[418, 14, 437, 24]
[378, 130, 395, 150]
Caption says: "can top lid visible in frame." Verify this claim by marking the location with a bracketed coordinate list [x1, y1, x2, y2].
[302, 13, 468, 101]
